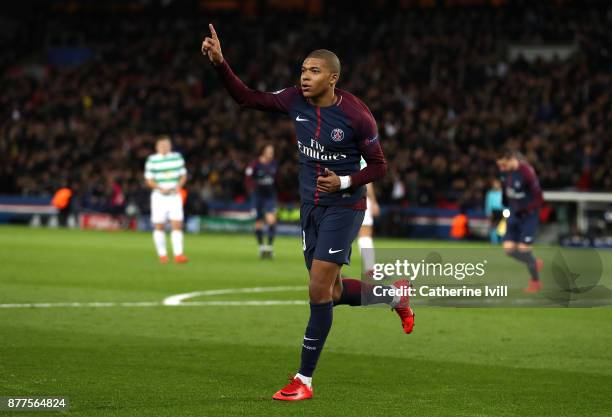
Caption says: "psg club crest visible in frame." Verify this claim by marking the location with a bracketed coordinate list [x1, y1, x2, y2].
[331, 128, 344, 142]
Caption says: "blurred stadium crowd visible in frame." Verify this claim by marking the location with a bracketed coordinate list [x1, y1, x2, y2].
[1, 1, 611, 214]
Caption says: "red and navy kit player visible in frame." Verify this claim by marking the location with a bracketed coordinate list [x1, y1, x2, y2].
[202, 24, 414, 401]
[245, 144, 278, 259]
[497, 149, 544, 293]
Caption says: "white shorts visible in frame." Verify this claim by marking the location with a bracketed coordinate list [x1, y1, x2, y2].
[151, 191, 183, 224]
[362, 197, 374, 227]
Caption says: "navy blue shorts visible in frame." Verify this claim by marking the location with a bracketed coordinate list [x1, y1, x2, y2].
[253, 194, 276, 220]
[301, 203, 365, 270]
[504, 211, 539, 244]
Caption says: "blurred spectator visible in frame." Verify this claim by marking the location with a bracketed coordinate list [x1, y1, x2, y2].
[1, 2, 611, 215]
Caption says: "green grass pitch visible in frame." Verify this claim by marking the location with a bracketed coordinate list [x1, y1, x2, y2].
[1, 226, 611, 417]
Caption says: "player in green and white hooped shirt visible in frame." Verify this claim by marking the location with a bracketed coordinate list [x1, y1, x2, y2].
[358, 157, 380, 274]
[144, 136, 188, 263]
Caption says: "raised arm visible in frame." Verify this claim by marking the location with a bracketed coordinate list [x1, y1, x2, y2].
[202, 24, 297, 113]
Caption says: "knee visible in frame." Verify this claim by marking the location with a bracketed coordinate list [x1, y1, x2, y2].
[331, 282, 343, 302]
[517, 245, 532, 253]
[309, 279, 333, 304]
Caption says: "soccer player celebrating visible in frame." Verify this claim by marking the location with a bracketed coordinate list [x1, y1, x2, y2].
[202, 24, 414, 401]
[245, 144, 278, 259]
[496, 149, 544, 293]
[144, 136, 188, 264]
[357, 157, 380, 274]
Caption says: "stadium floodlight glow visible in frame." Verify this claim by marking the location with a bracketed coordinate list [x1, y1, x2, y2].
[502, 209, 510, 218]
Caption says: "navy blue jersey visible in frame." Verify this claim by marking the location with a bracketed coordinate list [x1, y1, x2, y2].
[501, 160, 544, 214]
[215, 61, 387, 210]
[246, 159, 277, 197]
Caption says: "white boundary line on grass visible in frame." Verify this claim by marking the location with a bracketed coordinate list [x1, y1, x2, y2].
[0, 286, 309, 309]
[162, 286, 308, 305]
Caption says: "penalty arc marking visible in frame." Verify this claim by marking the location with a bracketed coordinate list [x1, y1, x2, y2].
[0, 286, 308, 309]
[162, 286, 308, 306]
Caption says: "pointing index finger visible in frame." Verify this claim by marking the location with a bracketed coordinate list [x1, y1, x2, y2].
[209, 23, 218, 40]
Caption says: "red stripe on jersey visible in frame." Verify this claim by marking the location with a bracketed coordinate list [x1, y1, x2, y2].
[314, 163, 320, 205]
[314, 107, 322, 205]
[315, 107, 321, 139]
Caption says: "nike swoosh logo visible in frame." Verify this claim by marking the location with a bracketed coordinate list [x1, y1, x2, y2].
[303, 337, 319, 341]
[296, 115, 309, 122]
[328, 248, 343, 254]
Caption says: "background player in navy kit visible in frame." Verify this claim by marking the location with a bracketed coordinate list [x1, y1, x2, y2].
[496, 149, 544, 293]
[202, 24, 414, 401]
[245, 144, 278, 259]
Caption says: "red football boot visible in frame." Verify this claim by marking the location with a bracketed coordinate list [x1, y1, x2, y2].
[392, 279, 415, 334]
[272, 376, 313, 401]
[523, 279, 542, 293]
[174, 254, 189, 264]
[159, 255, 168, 264]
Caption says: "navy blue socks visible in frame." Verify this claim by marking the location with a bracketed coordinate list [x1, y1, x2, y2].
[268, 224, 276, 245]
[298, 301, 333, 378]
[508, 250, 539, 280]
[255, 229, 263, 245]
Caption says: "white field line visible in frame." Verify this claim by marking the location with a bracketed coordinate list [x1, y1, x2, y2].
[0, 286, 308, 309]
[162, 286, 308, 306]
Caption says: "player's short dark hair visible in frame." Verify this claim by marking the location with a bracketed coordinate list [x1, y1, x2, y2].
[499, 147, 519, 159]
[156, 135, 171, 143]
[305, 49, 341, 76]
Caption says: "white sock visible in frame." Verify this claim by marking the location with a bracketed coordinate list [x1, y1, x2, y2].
[390, 292, 401, 308]
[358, 236, 375, 272]
[171, 230, 183, 256]
[295, 373, 312, 388]
[153, 230, 167, 257]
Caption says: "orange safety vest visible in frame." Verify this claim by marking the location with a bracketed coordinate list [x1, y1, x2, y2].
[450, 213, 468, 239]
[51, 188, 72, 210]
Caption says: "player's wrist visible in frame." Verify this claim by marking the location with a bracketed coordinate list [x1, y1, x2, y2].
[339, 176, 351, 190]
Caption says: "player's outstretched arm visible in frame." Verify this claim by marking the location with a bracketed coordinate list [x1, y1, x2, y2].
[201, 24, 297, 114]
[201, 23, 224, 66]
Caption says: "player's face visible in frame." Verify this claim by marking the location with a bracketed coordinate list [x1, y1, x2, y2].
[263, 145, 274, 161]
[496, 157, 517, 172]
[156, 139, 171, 154]
[496, 158, 509, 172]
[300, 58, 337, 98]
